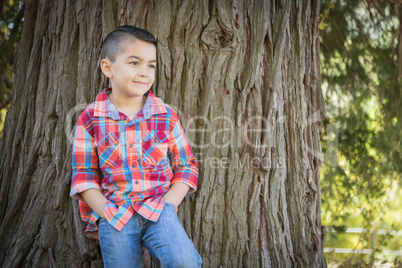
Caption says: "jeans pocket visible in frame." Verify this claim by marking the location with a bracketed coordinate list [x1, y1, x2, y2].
[99, 218, 108, 224]
[164, 202, 177, 214]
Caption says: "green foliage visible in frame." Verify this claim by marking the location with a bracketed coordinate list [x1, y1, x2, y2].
[320, 0, 402, 266]
[0, 0, 24, 127]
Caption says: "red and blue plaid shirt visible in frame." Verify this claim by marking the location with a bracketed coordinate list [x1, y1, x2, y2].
[70, 88, 198, 239]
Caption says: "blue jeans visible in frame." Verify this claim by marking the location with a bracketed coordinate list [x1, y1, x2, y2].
[98, 202, 202, 268]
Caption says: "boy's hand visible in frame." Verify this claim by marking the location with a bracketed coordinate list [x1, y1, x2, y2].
[81, 189, 108, 219]
[162, 182, 190, 208]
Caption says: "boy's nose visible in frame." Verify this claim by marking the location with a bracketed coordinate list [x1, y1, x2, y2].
[138, 67, 148, 77]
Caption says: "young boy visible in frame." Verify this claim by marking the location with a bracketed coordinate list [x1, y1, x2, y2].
[70, 26, 202, 268]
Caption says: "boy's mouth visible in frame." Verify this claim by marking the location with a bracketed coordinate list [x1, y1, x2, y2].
[134, 81, 147, 85]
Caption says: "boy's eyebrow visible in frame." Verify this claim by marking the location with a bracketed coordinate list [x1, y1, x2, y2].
[127, 55, 157, 63]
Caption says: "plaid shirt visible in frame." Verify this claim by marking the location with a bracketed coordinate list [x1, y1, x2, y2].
[70, 88, 198, 239]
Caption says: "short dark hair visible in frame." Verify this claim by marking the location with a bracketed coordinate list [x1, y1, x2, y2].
[101, 25, 157, 62]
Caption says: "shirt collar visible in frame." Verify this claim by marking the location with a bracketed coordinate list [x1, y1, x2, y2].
[93, 87, 167, 119]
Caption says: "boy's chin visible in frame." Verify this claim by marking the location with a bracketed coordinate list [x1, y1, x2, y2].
[128, 90, 149, 97]
[131, 85, 151, 94]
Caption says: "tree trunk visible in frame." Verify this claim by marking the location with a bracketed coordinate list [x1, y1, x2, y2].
[0, 0, 326, 267]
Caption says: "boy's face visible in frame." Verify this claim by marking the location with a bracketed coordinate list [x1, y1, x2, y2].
[102, 39, 157, 98]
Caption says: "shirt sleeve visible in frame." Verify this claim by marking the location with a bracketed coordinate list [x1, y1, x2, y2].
[70, 112, 102, 201]
[168, 119, 199, 194]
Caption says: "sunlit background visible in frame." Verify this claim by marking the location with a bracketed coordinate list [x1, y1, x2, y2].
[320, 0, 401, 266]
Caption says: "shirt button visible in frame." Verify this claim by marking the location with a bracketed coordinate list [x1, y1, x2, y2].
[131, 164, 135, 168]
[129, 144, 133, 148]
[135, 181, 139, 184]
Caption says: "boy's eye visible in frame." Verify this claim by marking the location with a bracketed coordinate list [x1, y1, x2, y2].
[130, 61, 139, 65]
[149, 64, 156, 69]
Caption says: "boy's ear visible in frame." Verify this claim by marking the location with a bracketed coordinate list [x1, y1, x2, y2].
[100, 58, 113, 78]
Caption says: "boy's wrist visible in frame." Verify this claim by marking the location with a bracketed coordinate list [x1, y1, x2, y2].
[163, 197, 178, 207]
[162, 182, 189, 208]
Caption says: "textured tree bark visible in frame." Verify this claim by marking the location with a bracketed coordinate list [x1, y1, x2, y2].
[0, 0, 326, 267]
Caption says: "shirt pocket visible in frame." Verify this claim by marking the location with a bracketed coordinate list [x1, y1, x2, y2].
[95, 132, 123, 168]
[141, 130, 170, 167]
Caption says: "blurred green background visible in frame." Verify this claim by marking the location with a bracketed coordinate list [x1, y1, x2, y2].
[0, 0, 401, 267]
[320, 0, 401, 267]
